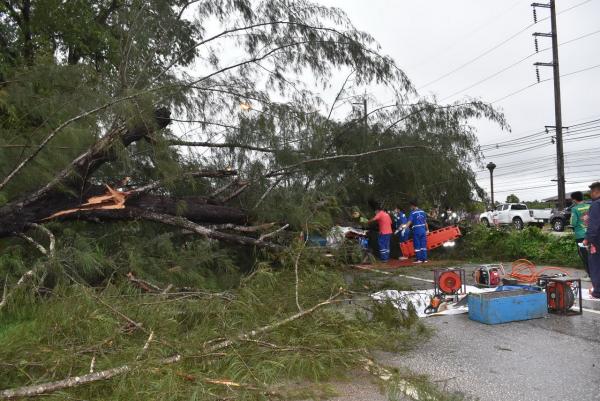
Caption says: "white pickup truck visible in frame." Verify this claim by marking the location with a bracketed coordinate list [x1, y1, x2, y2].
[479, 203, 548, 230]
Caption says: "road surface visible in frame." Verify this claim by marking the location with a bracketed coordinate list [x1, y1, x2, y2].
[366, 262, 600, 401]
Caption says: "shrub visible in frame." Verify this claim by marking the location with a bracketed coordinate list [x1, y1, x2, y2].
[452, 225, 581, 267]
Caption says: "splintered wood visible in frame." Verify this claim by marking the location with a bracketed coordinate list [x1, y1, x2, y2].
[45, 185, 129, 220]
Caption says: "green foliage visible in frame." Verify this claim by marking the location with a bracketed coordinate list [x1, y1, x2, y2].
[0, 221, 243, 290]
[506, 194, 519, 203]
[0, 250, 424, 400]
[525, 200, 554, 209]
[386, 369, 465, 401]
[453, 225, 581, 267]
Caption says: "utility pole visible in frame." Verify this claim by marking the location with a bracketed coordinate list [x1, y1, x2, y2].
[363, 96, 368, 136]
[487, 162, 496, 207]
[532, 1, 566, 208]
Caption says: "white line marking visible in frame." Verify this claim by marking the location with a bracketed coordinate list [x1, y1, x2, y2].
[396, 274, 435, 283]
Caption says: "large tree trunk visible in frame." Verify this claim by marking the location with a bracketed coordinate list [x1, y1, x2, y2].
[0, 188, 248, 237]
[0, 108, 249, 237]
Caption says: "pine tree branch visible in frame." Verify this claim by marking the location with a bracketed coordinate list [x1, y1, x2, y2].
[136, 210, 282, 250]
[126, 272, 163, 292]
[167, 140, 278, 153]
[253, 177, 284, 209]
[129, 169, 238, 195]
[266, 145, 427, 177]
[0, 291, 342, 399]
[209, 180, 239, 199]
[0, 355, 183, 400]
[258, 224, 289, 241]
[14, 233, 47, 256]
[220, 181, 250, 203]
[26, 223, 55, 258]
[205, 289, 344, 352]
[0, 270, 34, 311]
[0, 93, 159, 192]
[208, 223, 276, 233]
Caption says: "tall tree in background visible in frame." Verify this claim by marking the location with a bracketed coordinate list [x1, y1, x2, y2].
[506, 194, 520, 203]
[0, 0, 505, 249]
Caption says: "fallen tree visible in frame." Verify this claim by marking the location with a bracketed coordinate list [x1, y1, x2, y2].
[0, 108, 264, 245]
[0, 290, 343, 399]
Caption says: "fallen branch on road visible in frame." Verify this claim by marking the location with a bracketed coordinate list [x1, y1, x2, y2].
[0, 290, 343, 399]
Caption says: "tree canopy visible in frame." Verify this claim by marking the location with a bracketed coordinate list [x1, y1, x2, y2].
[0, 2, 510, 399]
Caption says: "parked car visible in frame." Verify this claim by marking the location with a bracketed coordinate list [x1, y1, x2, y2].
[479, 203, 546, 230]
[530, 208, 553, 225]
[549, 206, 572, 232]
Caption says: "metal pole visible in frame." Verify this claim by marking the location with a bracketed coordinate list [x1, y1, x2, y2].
[550, 0, 566, 209]
[487, 162, 496, 207]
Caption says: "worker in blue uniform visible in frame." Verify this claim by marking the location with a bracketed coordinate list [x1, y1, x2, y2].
[392, 205, 410, 260]
[402, 200, 429, 264]
[584, 181, 600, 299]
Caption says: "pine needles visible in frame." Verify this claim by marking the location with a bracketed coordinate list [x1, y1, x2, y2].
[0, 240, 426, 400]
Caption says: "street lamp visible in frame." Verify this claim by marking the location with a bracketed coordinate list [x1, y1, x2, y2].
[486, 162, 496, 208]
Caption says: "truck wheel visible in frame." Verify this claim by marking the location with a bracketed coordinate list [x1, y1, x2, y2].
[481, 218, 490, 227]
[552, 219, 564, 232]
[513, 217, 524, 230]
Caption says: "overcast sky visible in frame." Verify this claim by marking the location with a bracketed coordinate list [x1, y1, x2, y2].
[317, 0, 600, 202]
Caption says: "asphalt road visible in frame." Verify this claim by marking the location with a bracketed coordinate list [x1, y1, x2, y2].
[353, 262, 600, 400]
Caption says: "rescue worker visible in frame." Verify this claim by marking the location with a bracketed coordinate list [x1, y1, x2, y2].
[392, 205, 410, 260]
[350, 207, 370, 251]
[368, 203, 393, 262]
[584, 182, 600, 299]
[570, 191, 591, 280]
[402, 200, 429, 264]
[350, 206, 369, 228]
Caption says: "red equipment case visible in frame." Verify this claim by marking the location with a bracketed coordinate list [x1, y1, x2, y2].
[399, 226, 461, 258]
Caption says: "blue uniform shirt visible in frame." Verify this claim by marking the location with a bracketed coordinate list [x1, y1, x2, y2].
[586, 199, 600, 248]
[392, 211, 408, 230]
[409, 208, 428, 235]
[393, 211, 410, 241]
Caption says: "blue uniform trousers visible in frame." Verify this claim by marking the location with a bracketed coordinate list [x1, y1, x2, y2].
[413, 231, 428, 261]
[378, 234, 392, 261]
[590, 251, 600, 298]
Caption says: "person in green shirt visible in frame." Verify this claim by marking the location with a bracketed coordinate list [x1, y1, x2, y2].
[571, 191, 591, 280]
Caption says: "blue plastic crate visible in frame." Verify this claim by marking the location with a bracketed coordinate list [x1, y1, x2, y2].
[468, 288, 547, 325]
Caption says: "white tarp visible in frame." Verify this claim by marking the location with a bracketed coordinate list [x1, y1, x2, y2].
[326, 226, 365, 247]
[371, 286, 496, 318]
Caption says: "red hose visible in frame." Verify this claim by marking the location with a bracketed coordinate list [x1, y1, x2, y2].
[507, 259, 572, 283]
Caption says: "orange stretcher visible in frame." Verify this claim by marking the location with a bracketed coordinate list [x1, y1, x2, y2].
[399, 226, 462, 258]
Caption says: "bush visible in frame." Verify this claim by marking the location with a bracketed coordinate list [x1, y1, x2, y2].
[452, 225, 581, 267]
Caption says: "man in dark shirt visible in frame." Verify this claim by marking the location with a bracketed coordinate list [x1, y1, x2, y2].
[584, 182, 600, 299]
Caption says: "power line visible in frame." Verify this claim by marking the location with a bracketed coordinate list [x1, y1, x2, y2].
[477, 145, 600, 171]
[409, 0, 522, 70]
[491, 162, 600, 180]
[490, 62, 600, 104]
[476, 153, 600, 175]
[493, 179, 599, 194]
[419, 24, 540, 90]
[441, 27, 600, 101]
[480, 125, 600, 152]
[418, 0, 593, 91]
[478, 114, 600, 153]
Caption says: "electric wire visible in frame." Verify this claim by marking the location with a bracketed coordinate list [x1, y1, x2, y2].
[492, 62, 600, 104]
[480, 125, 600, 151]
[441, 27, 600, 101]
[492, 179, 599, 194]
[418, 0, 593, 90]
